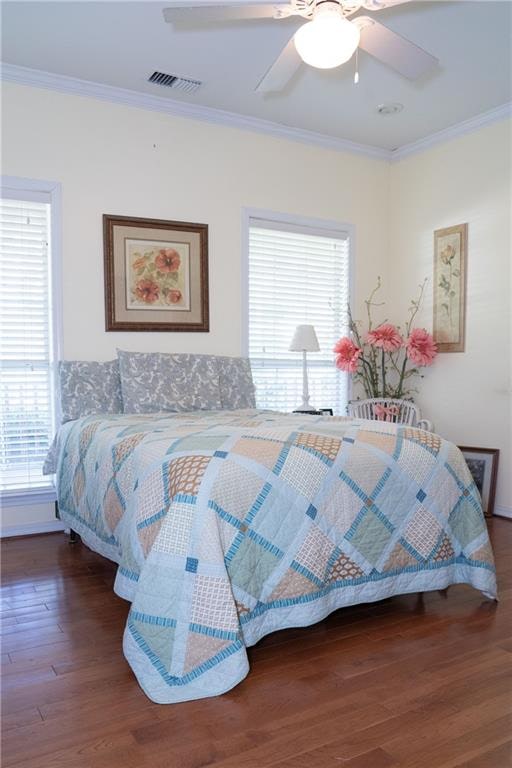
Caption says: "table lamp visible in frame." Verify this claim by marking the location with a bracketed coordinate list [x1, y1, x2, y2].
[289, 324, 320, 411]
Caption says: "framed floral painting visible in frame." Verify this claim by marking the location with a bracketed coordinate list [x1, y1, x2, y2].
[103, 215, 209, 331]
[433, 223, 467, 352]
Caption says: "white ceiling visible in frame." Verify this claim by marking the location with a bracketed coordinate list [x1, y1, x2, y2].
[1, 1, 511, 150]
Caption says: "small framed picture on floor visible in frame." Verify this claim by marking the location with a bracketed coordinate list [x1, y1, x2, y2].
[458, 446, 499, 517]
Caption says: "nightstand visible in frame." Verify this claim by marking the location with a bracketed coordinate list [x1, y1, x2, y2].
[293, 408, 333, 416]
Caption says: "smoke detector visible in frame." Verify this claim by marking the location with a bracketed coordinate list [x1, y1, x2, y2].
[376, 102, 404, 116]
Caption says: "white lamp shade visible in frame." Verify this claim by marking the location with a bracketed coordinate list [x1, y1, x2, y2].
[289, 324, 320, 352]
[294, 8, 360, 70]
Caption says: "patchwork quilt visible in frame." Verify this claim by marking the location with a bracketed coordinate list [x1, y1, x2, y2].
[55, 410, 497, 703]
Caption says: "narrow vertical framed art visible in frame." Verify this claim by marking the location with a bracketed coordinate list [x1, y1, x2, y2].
[433, 223, 467, 352]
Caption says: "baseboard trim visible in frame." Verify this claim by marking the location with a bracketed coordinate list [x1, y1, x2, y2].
[0, 520, 66, 538]
[494, 505, 512, 520]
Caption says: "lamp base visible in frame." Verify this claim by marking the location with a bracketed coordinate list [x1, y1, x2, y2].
[296, 399, 316, 412]
[296, 350, 316, 414]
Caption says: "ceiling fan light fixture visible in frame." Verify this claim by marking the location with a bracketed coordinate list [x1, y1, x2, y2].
[294, 3, 360, 70]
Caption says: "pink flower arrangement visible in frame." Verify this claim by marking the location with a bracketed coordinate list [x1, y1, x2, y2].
[333, 338, 362, 372]
[333, 277, 437, 400]
[406, 328, 438, 367]
[366, 323, 403, 351]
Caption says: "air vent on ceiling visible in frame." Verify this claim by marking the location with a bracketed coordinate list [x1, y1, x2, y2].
[148, 71, 202, 94]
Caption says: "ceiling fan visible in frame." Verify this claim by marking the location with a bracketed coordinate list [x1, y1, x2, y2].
[162, 0, 438, 93]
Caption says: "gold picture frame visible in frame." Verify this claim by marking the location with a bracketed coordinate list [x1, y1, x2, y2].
[103, 215, 209, 332]
[433, 223, 467, 352]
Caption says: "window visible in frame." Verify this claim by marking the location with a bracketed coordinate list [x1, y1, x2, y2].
[0, 180, 60, 501]
[245, 213, 351, 414]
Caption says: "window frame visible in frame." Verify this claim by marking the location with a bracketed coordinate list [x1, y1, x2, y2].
[241, 207, 355, 413]
[0, 175, 63, 507]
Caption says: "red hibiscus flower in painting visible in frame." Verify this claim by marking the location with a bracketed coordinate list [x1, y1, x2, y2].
[168, 289, 182, 304]
[132, 255, 148, 272]
[155, 248, 181, 273]
[135, 279, 159, 304]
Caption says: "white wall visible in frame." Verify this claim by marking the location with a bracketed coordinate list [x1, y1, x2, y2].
[1, 82, 390, 533]
[1, 82, 510, 532]
[389, 120, 511, 517]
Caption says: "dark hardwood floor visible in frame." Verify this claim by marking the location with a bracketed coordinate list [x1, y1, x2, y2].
[1, 517, 511, 768]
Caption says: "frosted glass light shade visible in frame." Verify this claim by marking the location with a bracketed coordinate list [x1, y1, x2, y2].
[294, 11, 360, 70]
[289, 324, 320, 352]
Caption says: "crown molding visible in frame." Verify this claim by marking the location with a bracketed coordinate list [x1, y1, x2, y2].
[0, 62, 390, 161]
[2, 63, 510, 163]
[391, 102, 512, 162]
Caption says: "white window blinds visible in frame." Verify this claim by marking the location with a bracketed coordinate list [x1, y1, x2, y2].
[248, 219, 351, 414]
[0, 196, 55, 494]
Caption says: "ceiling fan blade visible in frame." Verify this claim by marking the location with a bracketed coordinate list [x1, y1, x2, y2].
[358, 0, 413, 10]
[255, 33, 301, 93]
[163, 2, 289, 25]
[353, 16, 438, 80]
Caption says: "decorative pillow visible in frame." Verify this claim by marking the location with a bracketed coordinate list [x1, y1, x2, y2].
[217, 356, 256, 409]
[117, 350, 222, 413]
[58, 359, 123, 423]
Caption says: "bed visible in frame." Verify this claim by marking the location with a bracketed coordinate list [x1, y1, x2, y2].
[51, 385, 497, 703]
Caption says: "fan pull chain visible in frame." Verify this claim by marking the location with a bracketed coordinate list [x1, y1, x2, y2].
[354, 48, 359, 84]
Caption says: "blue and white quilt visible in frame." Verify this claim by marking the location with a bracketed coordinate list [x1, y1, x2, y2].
[55, 410, 497, 703]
